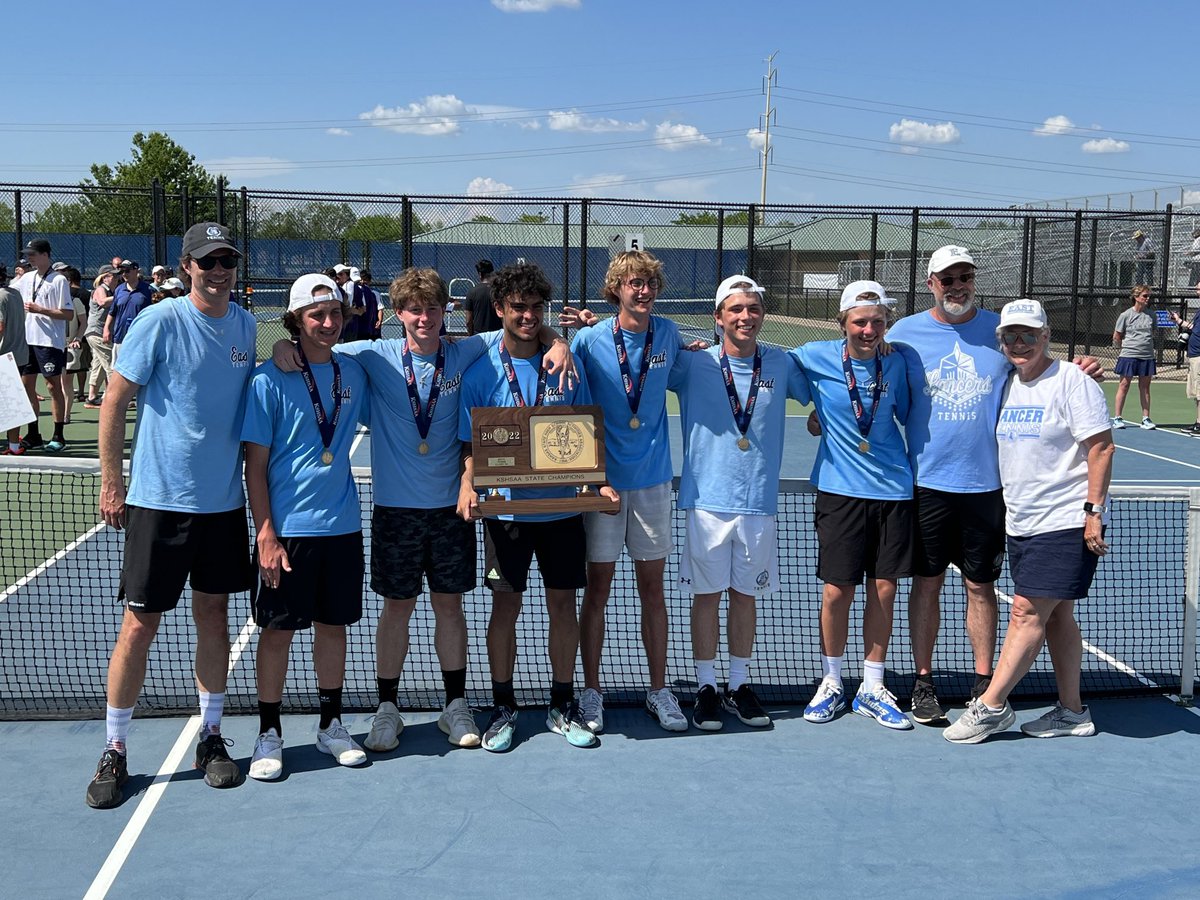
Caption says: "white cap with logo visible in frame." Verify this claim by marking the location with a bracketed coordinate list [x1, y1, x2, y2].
[927, 245, 976, 276]
[997, 298, 1047, 331]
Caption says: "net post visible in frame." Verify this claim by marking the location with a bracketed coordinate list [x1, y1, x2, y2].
[1179, 487, 1200, 705]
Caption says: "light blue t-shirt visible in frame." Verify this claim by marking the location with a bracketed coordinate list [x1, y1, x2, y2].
[669, 344, 804, 516]
[116, 297, 256, 513]
[888, 308, 1010, 492]
[570, 315, 682, 490]
[459, 344, 592, 522]
[790, 341, 912, 500]
[241, 357, 369, 537]
[336, 332, 499, 509]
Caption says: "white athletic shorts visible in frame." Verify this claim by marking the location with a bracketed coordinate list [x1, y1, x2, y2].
[679, 508, 778, 597]
[584, 481, 672, 563]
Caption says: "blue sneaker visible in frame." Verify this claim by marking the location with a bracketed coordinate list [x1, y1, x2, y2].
[482, 705, 518, 753]
[803, 676, 846, 723]
[547, 700, 597, 747]
[852, 684, 913, 730]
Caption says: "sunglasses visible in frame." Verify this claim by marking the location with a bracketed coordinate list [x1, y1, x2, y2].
[1000, 331, 1041, 346]
[934, 272, 975, 287]
[193, 254, 240, 271]
[625, 277, 661, 291]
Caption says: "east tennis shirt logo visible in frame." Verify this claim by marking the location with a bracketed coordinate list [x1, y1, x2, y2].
[230, 345, 251, 367]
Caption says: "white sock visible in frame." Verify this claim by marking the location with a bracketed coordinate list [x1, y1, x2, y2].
[862, 660, 885, 692]
[821, 655, 844, 683]
[695, 659, 718, 689]
[9, 442, 20, 453]
[105, 705, 134, 751]
[199, 691, 225, 734]
[728, 655, 751, 691]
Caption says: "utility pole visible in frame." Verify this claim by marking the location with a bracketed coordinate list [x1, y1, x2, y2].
[758, 51, 778, 223]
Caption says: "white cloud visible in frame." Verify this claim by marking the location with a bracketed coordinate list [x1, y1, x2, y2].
[548, 110, 646, 133]
[1183, 190, 1200, 206]
[746, 128, 767, 151]
[569, 173, 629, 197]
[326, 127, 351, 137]
[896, 145, 920, 155]
[888, 119, 960, 145]
[655, 121, 712, 152]
[467, 176, 516, 196]
[1034, 115, 1077, 136]
[492, 0, 580, 11]
[359, 94, 471, 135]
[1081, 138, 1130, 153]
[203, 156, 298, 179]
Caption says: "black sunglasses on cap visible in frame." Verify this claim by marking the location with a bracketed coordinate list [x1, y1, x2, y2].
[193, 254, 240, 271]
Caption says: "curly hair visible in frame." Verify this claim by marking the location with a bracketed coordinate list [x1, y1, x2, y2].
[389, 267, 449, 310]
[490, 262, 552, 307]
[1130, 284, 1152, 303]
[602, 250, 665, 304]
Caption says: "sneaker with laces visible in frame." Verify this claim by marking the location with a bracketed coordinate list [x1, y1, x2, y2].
[579, 687, 604, 734]
[1181, 423, 1200, 437]
[943, 698, 1016, 743]
[692, 684, 723, 731]
[722, 684, 771, 727]
[364, 701, 404, 752]
[645, 687, 688, 732]
[910, 680, 947, 725]
[482, 705, 518, 753]
[853, 684, 913, 730]
[547, 700, 598, 747]
[45, 439, 66, 453]
[1111, 416, 1126, 429]
[438, 697, 481, 747]
[804, 676, 847, 723]
[195, 732, 241, 787]
[249, 729, 284, 781]
[1140, 416, 1157, 430]
[1020, 704, 1095, 738]
[86, 749, 129, 809]
[316, 719, 367, 766]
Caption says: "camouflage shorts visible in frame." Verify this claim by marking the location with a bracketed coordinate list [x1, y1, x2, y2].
[371, 505, 477, 599]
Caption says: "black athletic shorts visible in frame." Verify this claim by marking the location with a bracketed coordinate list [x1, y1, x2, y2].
[119, 506, 253, 613]
[483, 515, 587, 593]
[19, 345, 66, 378]
[371, 505, 477, 599]
[912, 486, 1006, 584]
[254, 531, 364, 630]
[814, 491, 913, 584]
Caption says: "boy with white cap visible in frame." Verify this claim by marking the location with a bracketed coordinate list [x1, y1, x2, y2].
[242, 274, 371, 778]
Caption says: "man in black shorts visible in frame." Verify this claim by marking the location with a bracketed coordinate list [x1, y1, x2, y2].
[87, 223, 256, 808]
[15, 239, 75, 452]
[464, 259, 500, 335]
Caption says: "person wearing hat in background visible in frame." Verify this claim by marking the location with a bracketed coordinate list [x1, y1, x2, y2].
[14, 238, 75, 453]
[794, 281, 914, 731]
[1168, 281, 1200, 436]
[330, 264, 364, 342]
[87, 222, 256, 809]
[668, 274, 806, 732]
[242, 273, 371, 780]
[61, 267, 90, 422]
[0, 263, 30, 455]
[465, 259, 500, 335]
[352, 267, 380, 340]
[944, 299, 1113, 743]
[84, 264, 117, 409]
[150, 265, 167, 288]
[159, 277, 186, 299]
[1110, 284, 1158, 430]
[103, 260, 153, 366]
[1132, 229, 1155, 286]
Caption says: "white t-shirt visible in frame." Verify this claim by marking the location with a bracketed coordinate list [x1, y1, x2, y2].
[996, 360, 1111, 537]
[16, 269, 71, 349]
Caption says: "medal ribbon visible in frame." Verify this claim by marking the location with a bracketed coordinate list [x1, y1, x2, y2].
[296, 341, 342, 455]
[402, 338, 445, 440]
[718, 345, 761, 439]
[612, 316, 654, 420]
[841, 340, 882, 440]
[498, 342, 547, 407]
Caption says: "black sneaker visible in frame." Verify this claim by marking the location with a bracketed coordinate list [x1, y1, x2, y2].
[195, 733, 241, 788]
[86, 749, 129, 809]
[722, 684, 771, 727]
[693, 684, 723, 731]
[910, 680, 947, 725]
[1183, 424, 1200, 437]
[20, 434, 44, 451]
[971, 675, 993, 702]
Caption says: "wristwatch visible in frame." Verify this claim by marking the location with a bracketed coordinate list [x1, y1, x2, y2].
[1083, 501, 1107, 515]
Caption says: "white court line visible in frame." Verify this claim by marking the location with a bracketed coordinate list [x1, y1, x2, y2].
[0, 522, 106, 604]
[1116, 444, 1200, 471]
[84, 614, 258, 899]
[349, 423, 369, 459]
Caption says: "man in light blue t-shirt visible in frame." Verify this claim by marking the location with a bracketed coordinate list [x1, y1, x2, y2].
[88, 223, 255, 809]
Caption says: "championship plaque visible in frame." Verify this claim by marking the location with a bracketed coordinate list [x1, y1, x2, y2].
[470, 405, 620, 517]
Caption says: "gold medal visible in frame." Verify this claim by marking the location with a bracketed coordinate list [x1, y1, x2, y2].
[320, 449, 334, 465]
[418, 441, 429, 455]
[629, 416, 640, 430]
[858, 440, 870, 453]
[737, 437, 750, 451]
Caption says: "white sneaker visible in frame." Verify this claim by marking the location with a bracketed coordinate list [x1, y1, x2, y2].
[579, 687, 604, 734]
[1112, 416, 1127, 429]
[646, 687, 689, 732]
[1020, 704, 1096, 738]
[316, 719, 367, 767]
[364, 701, 404, 752]
[438, 697, 482, 748]
[249, 729, 284, 781]
[1140, 416, 1157, 430]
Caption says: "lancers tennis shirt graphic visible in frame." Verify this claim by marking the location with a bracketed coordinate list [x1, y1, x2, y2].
[996, 406, 1044, 441]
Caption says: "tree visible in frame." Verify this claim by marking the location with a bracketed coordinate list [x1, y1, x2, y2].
[469, 214, 498, 223]
[345, 214, 405, 243]
[0, 200, 13, 230]
[515, 213, 549, 224]
[671, 210, 752, 226]
[256, 202, 357, 240]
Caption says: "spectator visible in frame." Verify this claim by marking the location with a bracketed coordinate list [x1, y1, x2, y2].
[62, 267, 89, 423]
[369, 270, 391, 337]
[1188, 228, 1200, 284]
[16, 239, 74, 453]
[104, 261, 154, 365]
[159, 277, 186, 298]
[84, 265, 117, 408]
[1132, 229, 1156, 285]
[465, 259, 499, 335]
[354, 267, 381, 340]
[1111, 284, 1157, 430]
[1170, 282, 1200, 436]
[150, 265, 167, 288]
[0, 263, 30, 455]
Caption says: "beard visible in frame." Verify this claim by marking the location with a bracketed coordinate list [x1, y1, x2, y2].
[941, 296, 975, 317]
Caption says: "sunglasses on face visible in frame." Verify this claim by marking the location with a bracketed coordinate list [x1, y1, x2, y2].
[625, 277, 661, 291]
[193, 254, 239, 271]
[934, 272, 975, 287]
[1000, 331, 1040, 346]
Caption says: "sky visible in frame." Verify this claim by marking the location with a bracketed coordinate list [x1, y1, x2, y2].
[3, 0, 1198, 210]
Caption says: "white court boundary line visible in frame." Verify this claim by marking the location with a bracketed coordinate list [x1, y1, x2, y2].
[0, 522, 106, 605]
[84, 614, 258, 899]
[1116, 444, 1200, 472]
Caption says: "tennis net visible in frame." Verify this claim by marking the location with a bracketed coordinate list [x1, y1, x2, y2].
[1, 456, 1195, 718]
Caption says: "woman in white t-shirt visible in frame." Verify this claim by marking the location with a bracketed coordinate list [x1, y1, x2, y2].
[944, 299, 1114, 744]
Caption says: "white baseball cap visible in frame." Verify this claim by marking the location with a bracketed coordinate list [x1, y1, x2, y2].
[997, 298, 1047, 331]
[332, 263, 351, 274]
[151, 264, 166, 275]
[349, 266, 362, 283]
[714, 274, 766, 308]
[288, 273, 341, 312]
[927, 245, 976, 276]
[839, 280, 897, 312]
